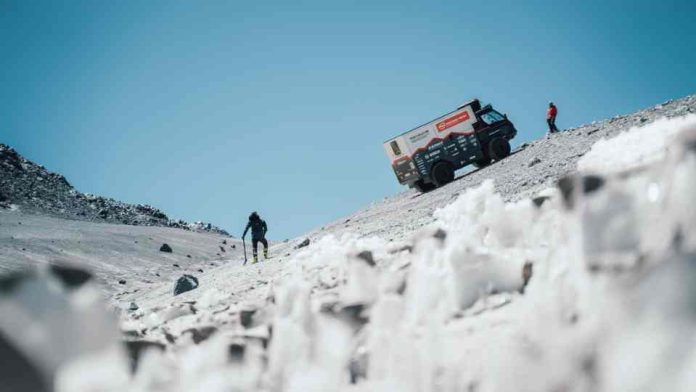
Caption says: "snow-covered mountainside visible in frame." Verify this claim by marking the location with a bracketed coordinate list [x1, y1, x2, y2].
[1, 95, 695, 392]
[0, 143, 229, 235]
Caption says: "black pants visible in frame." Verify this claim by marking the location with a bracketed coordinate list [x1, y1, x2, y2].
[547, 117, 559, 133]
[252, 237, 268, 258]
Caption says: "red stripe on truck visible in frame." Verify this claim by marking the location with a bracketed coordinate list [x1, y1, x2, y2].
[391, 130, 474, 165]
[436, 111, 470, 132]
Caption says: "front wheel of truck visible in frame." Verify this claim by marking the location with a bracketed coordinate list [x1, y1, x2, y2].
[489, 137, 511, 161]
[431, 161, 455, 187]
[413, 180, 436, 193]
[473, 157, 491, 168]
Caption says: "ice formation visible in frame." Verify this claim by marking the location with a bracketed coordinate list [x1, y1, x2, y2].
[1, 115, 695, 391]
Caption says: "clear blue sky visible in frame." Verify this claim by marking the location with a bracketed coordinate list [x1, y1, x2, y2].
[2, 0, 695, 239]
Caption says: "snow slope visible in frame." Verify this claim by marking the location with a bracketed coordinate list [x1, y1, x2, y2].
[1, 94, 696, 391]
[113, 107, 696, 392]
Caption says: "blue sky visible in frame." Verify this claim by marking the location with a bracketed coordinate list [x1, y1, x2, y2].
[2, 0, 695, 240]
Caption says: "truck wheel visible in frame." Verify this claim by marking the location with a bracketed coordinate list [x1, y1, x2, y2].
[473, 157, 491, 168]
[488, 138, 511, 161]
[431, 161, 455, 187]
[413, 180, 436, 193]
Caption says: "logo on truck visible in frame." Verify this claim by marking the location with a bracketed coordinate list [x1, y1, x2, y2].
[436, 111, 470, 132]
[408, 129, 430, 144]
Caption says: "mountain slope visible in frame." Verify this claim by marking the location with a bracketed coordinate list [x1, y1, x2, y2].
[0, 210, 242, 294]
[107, 94, 696, 392]
[1, 94, 695, 392]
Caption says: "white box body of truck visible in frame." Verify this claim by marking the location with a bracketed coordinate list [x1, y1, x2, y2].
[384, 99, 517, 191]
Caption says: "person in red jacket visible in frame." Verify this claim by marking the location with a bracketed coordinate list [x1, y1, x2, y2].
[547, 102, 559, 133]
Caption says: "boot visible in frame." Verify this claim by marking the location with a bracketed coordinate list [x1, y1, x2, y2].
[264, 249, 269, 259]
[253, 254, 258, 264]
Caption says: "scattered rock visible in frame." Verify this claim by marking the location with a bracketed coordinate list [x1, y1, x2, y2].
[222, 239, 227, 245]
[182, 326, 217, 344]
[172, 264, 180, 268]
[118, 279, 126, 285]
[219, 246, 226, 253]
[186, 254, 191, 258]
[528, 157, 542, 167]
[159, 243, 173, 253]
[295, 238, 310, 249]
[128, 302, 139, 311]
[173, 274, 199, 296]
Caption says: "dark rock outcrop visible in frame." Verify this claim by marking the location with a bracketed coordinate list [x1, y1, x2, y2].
[173, 275, 199, 296]
[0, 144, 228, 235]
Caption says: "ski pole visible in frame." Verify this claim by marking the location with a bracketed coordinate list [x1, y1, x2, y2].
[242, 237, 247, 265]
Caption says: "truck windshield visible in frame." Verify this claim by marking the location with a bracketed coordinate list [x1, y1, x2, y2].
[480, 110, 505, 125]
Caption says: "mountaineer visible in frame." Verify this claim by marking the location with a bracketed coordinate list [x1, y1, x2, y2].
[547, 102, 560, 133]
[242, 211, 268, 263]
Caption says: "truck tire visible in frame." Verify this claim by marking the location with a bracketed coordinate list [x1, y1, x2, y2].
[431, 161, 455, 187]
[473, 157, 491, 168]
[413, 180, 436, 193]
[488, 138, 511, 161]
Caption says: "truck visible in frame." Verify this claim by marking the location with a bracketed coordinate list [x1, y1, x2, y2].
[383, 99, 518, 192]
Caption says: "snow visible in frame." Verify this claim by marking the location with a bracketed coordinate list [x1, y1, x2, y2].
[578, 114, 696, 173]
[1, 101, 696, 391]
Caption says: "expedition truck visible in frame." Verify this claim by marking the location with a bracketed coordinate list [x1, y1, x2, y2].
[383, 99, 517, 192]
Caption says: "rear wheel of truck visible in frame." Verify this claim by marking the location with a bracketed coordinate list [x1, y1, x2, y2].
[431, 161, 455, 187]
[413, 180, 436, 193]
[488, 138, 511, 161]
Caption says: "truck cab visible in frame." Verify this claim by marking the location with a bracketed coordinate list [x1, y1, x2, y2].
[383, 99, 517, 192]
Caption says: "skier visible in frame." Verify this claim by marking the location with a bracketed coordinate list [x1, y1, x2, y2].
[547, 102, 560, 133]
[242, 211, 268, 263]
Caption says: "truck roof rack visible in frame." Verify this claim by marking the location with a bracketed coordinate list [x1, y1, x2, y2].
[457, 99, 481, 112]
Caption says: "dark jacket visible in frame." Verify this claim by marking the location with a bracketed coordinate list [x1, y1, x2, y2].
[243, 215, 267, 240]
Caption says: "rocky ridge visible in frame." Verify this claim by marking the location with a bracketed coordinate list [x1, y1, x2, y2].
[0, 144, 229, 235]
